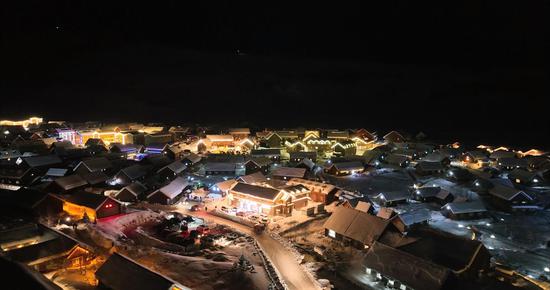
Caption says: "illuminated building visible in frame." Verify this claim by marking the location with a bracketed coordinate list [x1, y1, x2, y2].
[62, 190, 122, 221]
[325, 161, 364, 176]
[228, 182, 310, 216]
[287, 178, 338, 204]
[0, 117, 43, 128]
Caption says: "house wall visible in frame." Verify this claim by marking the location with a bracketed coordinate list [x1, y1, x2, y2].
[96, 201, 121, 218]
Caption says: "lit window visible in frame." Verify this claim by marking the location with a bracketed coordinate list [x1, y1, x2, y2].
[328, 229, 336, 238]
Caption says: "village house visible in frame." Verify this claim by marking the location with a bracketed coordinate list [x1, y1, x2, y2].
[391, 208, 431, 233]
[95, 252, 190, 290]
[365, 228, 491, 290]
[289, 151, 317, 163]
[244, 157, 272, 175]
[109, 143, 144, 159]
[374, 191, 410, 207]
[325, 161, 364, 176]
[411, 186, 449, 203]
[496, 157, 528, 171]
[331, 140, 357, 157]
[146, 177, 190, 205]
[461, 150, 490, 167]
[237, 171, 268, 185]
[353, 128, 376, 142]
[114, 164, 149, 185]
[383, 131, 405, 143]
[204, 162, 237, 176]
[156, 160, 187, 181]
[181, 152, 202, 167]
[446, 167, 474, 182]
[287, 178, 339, 204]
[415, 161, 446, 176]
[488, 184, 537, 212]
[228, 182, 296, 216]
[489, 150, 517, 161]
[507, 168, 544, 186]
[62, 190, 121, 221]
[0, 155, 63, 188]
[48, 174, 89, 194]
[381, 153, 410, 168]
[228, 128, 251, 140]
[323, 206, 396, 249]
[73, 157, 113, 176]
[441, 201, 488, 219]
[115, 182, 148, 202]
[364, 241, 453, 290]
[271, 166, 306, 180]
[250, 148, 281, 162]
[2, 225, 93, 273]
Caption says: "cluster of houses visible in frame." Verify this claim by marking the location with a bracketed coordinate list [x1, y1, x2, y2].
[323, 202, 491, 290]
[0, 117, 549, 289]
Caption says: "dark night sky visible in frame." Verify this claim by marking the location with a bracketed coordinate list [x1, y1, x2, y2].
[1, 1, 548, 148]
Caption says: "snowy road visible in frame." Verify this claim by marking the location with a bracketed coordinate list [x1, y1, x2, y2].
[178, 209, 320, 290]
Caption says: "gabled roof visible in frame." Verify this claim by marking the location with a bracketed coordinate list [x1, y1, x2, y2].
[395, 208, 431, 227]
[214, 179, 238, 192]
[383, 131, 405, 142]
[497, 157, 528, 168]
[53, 174, 88, 191]
[204, 162, 236, 172]
[148, 177, 189, 199]
[271, 167, 306, 178]
[376, 191, 410, 202]
[95, 253, 190, 290]
[5, 228, 76, 264]
[442, 201, 487, 214]
[65, 190, 118, 210]
[231, 182, 281, 201]
[384, 154, 410, 165]
[488, 184, 534, 201]
[74, 157, 112, 172]
[364, 242, 450, 290]
[508, 168, 542, 182]
[23, 155, 62, 168]
[118, 182, 147, 197]
[413, 186, 442, 198]
[118, 165, 148, 180]
[250, 148, 281, 156]
[80, 171, 110, 185]
[238, 172, 267, 184]
[245, 157, 272, 168]
[331, 161, 364, 172]
[324, 206, 390, 245]
[157, 161, 187, 174]
[415, 161, 445, 171]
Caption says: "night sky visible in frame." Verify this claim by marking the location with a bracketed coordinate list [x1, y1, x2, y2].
[1, 2, 548, 148]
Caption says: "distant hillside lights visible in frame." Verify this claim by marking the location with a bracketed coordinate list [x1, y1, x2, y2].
[0, 116, 43, 129]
